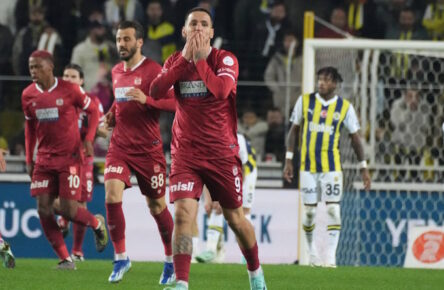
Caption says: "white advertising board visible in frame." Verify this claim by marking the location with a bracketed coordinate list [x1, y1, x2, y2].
[122, 187, 299, 264]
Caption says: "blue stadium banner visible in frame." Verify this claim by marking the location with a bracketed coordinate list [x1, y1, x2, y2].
[0, 182, 113, 259]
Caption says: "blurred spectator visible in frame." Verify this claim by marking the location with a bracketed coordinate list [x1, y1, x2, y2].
[9, 128, 25, 156]
[89, 68, 114, 113]
[71, 20, 118, 91]
[385, 7, 428, 40]
[264, 107, 285, 162]
[344, 0, 382, 38]
[238, 109, 269, 160]
[264, 30, 302, 112]
[14, 0, 50, 33]
[12, 6, 64, 76]
[105, 0, 145, 33]
[247, 0, 290, 81]
[317, 6, 354, 38]
[142, 0, 176, 64]
[422, 0, 444, 40]
[0, 0, 18, 34]
[376, 0, 412, 35]
[390, 85, 431, 181]
[0, 24, 13, 108]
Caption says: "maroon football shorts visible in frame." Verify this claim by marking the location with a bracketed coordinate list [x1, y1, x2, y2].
[79, 156, 94, 202]
[104, 148, 167, 199]
[31, 160, 82, 200]
[169, 155, 243, 209]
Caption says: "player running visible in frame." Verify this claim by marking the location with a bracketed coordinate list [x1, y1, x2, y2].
[103, 20, 176, 284]
[55, 63, 108, 261]
[284, 66, 371, 267]
[150, 7, 267, 290]
[21, 50, 108, 270]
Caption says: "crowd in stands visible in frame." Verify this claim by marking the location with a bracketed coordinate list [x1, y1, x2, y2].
[0, 0, 443, 164]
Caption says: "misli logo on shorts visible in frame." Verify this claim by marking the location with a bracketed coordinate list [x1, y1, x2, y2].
[30, 180, 49, 189]
[170, 181, 194, 193]
[104, 165, 124, 174]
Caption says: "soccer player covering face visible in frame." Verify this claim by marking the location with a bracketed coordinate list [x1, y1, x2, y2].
[103, 21, 176, 284]
[150, 8, 267, 290]
[53, 64, 108, 262]
[21, 50, 108, 270]
[284, 67, 371, 267]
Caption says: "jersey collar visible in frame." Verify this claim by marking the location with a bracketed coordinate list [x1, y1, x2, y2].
[124, 56, 146, 72]
[315, 92, 338, 106]
[35, 77, 58, 93]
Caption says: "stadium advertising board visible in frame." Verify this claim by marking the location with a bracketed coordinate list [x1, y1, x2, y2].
[0, 182, 114, 259]
[404, 226, 444, 269]
[0, 183, 299, 263]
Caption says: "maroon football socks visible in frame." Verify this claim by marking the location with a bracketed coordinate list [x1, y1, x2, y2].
[241, 242, 260, 271]
[106, 202, 126, 254]
[152, 207, 174, 256]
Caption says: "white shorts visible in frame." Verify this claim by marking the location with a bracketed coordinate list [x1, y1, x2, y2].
[300, 171, 343, 204]
[242, 168, 257, 209]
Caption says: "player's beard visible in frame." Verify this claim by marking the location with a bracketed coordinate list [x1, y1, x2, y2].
[119, 46, 137, 61]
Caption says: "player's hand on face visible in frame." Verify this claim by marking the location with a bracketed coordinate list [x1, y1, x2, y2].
[361, 168, 371, 191]
[104, 111, 115, 129]
[182, 32, 197, 61]
[193, 32, 207, 63]
[26, 162, 34, 178]
[0, 148, 8, 172]
[283, 160, 294, 183]
[126, 88, 147, 104]
[83, 140, 94, 157]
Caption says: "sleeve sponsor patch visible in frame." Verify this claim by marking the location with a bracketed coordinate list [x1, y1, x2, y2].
[222, 56, 234, 66]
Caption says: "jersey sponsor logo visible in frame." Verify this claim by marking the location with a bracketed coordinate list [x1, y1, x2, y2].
[307, 108, 313, 115]
[134, 77, 142, 85]
[35, 108, 59, 122]
[320, 109, 328, 118]
[333, 112, 341, 121]
[30, 180, 49, 189]
[104, 165, 124, 174]
[170, 181, 194, 193]
[308, 121, 334, 135]
[114, 87, 133, 102]
[179, 81, 208, 98]
[223, 56, 234, 66]
[56, 98, 63, 106]
[412, 231, 444, 263]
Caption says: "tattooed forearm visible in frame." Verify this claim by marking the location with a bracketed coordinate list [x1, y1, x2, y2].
[173, 234, 193, 255]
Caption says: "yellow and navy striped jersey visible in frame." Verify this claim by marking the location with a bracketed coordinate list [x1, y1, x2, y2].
[298, 93, 353, 173]
[237, 133, 257, 176]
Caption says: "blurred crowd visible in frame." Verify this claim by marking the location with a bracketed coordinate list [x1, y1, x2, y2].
[0, 0, 443, 164]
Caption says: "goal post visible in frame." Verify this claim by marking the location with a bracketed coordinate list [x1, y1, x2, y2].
[299, 38, 444, 266]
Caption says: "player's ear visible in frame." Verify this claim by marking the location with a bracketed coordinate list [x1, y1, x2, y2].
[181, 27, 186, 39]
[137, 38, 143, 49]
[209, 27, 214, 40]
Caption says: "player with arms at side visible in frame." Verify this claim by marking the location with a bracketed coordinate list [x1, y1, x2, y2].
[55, 63, 108, 261]
[283, 67, 371, 267]
[104, 20, 176, 284]
[150, 8, 267, 290]
[0, 148, 15, 268]
[21, 50, 108, 270]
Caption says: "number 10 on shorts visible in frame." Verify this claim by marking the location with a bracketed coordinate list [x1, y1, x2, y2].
[68, 174, 80, 189]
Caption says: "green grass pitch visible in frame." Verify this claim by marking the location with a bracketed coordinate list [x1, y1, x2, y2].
[0, 259, 443, 290]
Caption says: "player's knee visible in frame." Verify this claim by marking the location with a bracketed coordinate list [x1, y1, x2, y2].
[304, 205, 317, 221]
[59, 201, 77, 219]
[174, 207, 193, 228]
[105, 188, 122, 203]
[326, 203, 341, 223]
[37, 204, 52, 217]
[147, 197, 166, 215]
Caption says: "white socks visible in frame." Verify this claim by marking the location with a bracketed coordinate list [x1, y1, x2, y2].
[326, 203, 341, 265]
[206, 210, 224, 253]
[115, 252, 128, 261]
